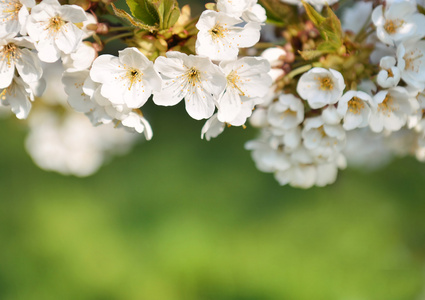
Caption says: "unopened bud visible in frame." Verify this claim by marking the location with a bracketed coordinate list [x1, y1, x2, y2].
[96, 23, 109, 35]
[92, 42, 103, 52]
[155, 39, 168, 52]
[69, 0, 91, 10]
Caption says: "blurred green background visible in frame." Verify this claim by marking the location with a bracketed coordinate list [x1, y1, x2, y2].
[1, 1, 425, 299]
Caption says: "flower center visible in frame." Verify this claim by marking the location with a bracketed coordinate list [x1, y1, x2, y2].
[404, 48, 423, 72]
[1, 43, 19, 67]
[318, 125, 327, 138]
[186, 67, 201, 86]
[2, 0, 22, 21]
[317, 76, 333, 91]
[126, 68, 142, 90]
[227, 71, 245, 96]
[209, 23, 227, 40]
[46, 16, 65, 35]
[384, 19, 404, 35]
[347, 97, 365, 114]
[281, 109, 297, 119]
[378, 94, 396, 115]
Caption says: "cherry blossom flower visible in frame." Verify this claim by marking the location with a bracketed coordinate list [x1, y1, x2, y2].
[397, 39, 425, 90]
[296, 68, 345, 109]
[26, 0, 87, 63]
[369, 87, 415, 132]
[90, 47, 162, 109]
[153, 51, 226, 120]
[372, 2, 425, 46]
[267, 94, 304, 130]
[195, 10, 261, 61]
[0, 0, 34, 38]
[377, 56, 401, 88]
[0, 76, 42, 119]
[0, 37, 43, 88]
[217, 57, 271, 123]
[337, 90, 374, 131]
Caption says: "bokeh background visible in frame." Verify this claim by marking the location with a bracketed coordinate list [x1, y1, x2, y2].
[1, 1, 425, 299]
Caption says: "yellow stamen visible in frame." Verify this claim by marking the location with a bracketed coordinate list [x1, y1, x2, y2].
[347, 97, 365, 114]
[384, 19, 404, 34]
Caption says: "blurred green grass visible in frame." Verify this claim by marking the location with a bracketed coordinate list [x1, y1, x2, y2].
[1, 101, 425, 300]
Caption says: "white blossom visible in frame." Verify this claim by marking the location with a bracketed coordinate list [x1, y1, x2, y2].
[0, 76, 40, 119]
[0, 0, 34, 38]
[372, 2, 425, 46]
[337, 90, 374, 131]
[377, 56, 401, 88]
[397, 39, 425, 90]
[241, 0, 266, 23]
[26, 110, 138, 177]
[302, 116, 346, 161]
[341, 1, 372, 34]
[26, 0, 87, 63]
[369, 87, 415, 133]
[153, 51, 226, 120]
[90, 47, 162, 109]
[261, 47, 286, 81]
[0, 37, 43, 88]
[267, 94, 304, 130]
[201, 113, 226, 141]
[62, 42, 96, 72]
[296, 67, 345, 109]
[195, 10, 261, 61]
[217, 57, 271, 123]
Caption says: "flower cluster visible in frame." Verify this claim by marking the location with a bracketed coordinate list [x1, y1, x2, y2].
[2, 0, 425, 186]
[243, 0, 425, 187]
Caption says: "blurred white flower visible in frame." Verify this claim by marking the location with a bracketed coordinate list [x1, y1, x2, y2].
[267, 94, 304, 130]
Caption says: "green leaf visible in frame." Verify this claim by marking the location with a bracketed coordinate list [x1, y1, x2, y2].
[259, 0, 298, 26]
[157, 0, 180, 30]
[301, 1, 344, 55]
[167, 7, 180, 28]
[126, 0, 160, 26]
[298, 49, 325, 60]
[302, 1, 326, 27]
[111, 3, 157, 32]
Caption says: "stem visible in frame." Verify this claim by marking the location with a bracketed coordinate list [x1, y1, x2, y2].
[354, 13, 373, 43]
[108, 26, 135, 32]
[103, 32, 134, 44]
[286, 64, 313, 79]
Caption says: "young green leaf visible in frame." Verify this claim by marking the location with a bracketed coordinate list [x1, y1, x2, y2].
[126, 0, 160, 26]
[259, 0, 298, 26]
[157, 0, 180, 30]
[111, 3, 157, 32]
